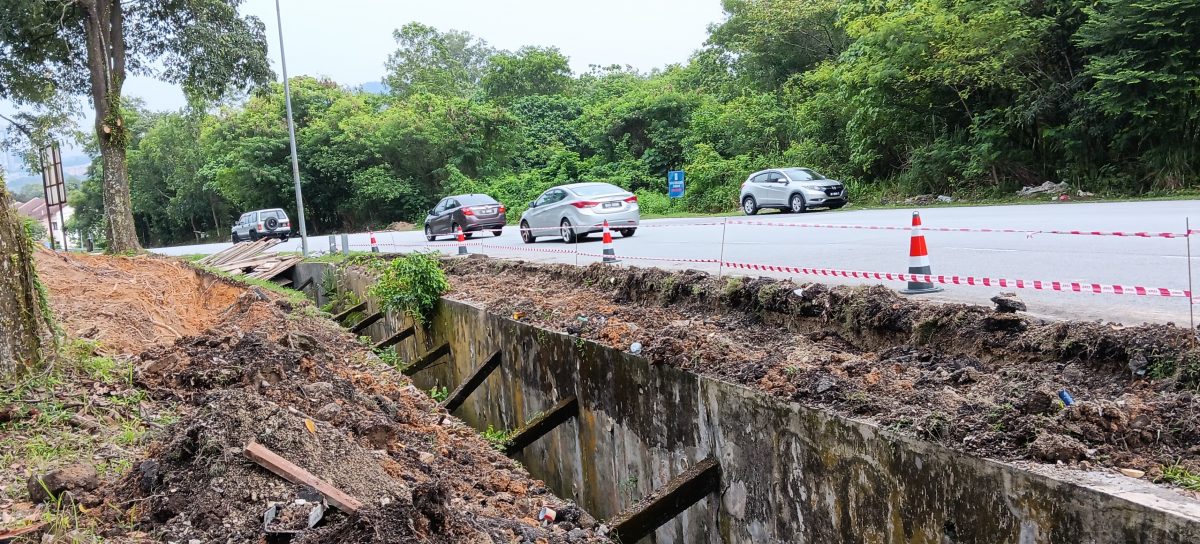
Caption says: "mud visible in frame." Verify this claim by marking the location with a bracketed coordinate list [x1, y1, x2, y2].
[443, 259, 1200, 489]
[26, 253, 607, 543]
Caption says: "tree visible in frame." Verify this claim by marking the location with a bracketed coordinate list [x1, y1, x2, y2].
[707, 0, 848, 89]
[0, 181, 50, 375]
[0, 0, 273, 252]
[384, 22, 494, 98]
[482, 46, 573, 103]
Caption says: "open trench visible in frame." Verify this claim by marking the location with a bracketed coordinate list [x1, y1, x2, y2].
[293, 260, 1200, 543]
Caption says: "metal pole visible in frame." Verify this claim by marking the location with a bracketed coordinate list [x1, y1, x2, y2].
[275, 0, 308, 257]
[717, 217, 728, 278]
[1187, 218, 1195, 348]
[37, 146, 57, 251]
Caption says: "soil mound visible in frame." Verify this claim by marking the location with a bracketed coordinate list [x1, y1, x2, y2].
[34, 250, 242, 354]
[444, 259, 1200, 485]
[124, 287, 605, 543]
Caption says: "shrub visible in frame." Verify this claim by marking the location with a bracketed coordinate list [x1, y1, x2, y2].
[369, 252, 449, 323]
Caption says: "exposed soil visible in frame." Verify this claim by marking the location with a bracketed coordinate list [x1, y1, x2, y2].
[9, 252, 607, 543]
[443, 258, 1200, 492]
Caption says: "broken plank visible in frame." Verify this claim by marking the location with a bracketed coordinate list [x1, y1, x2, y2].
[296, 276, 315, 292]
[348, 311, 383, 334]
[372, 325, 414, 351]
[402, 343, 450, 376]
[608, 457, 720, 543]
[441, 351, 502, 413]
[332, 301, 367, 322]
[243, 441, 363, 512]
[503, 396, 578, 455]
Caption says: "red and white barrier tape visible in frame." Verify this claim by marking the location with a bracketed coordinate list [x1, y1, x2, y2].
[726, 219, 1190, 239]
[577, 252, 720, 264]
[721, 261, 1193, 299]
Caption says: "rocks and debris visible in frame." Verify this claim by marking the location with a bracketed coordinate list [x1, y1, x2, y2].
[16, 251, 608, 543]
[444, 259, 1200, 479]
[990, 292, 1027, 313]
[1120, 468, 1147, 479]
[26, 464, 99, 504]
[937, 195, 954, 203]
[386, 221, 417, 231]
[904, 194, 937, 205]
[1018, 181, 1069, 197]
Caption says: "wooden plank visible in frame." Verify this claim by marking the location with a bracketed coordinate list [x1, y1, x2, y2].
[243, 441, 363, 512]
[348, 311, 383, 334]
[256, 257, 301, 281]
[332, 301, 367, 322]
[296, 276, 315, 292]
[503, 396, 578, 455]
[372, 325, 414, 351]
[608, 457, 720, 543]
[401, 343, 450, 376]
[441, 351, 502, 413]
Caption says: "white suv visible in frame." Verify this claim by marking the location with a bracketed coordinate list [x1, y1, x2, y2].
[231, 209, 292, 243]
[739, 168, 847, 215]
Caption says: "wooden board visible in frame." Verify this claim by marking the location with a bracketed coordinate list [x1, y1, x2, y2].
[243, 441, 363, 512]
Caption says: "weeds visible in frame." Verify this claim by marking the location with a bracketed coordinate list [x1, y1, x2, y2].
[1159, 464, 1200, 491]
[429, 386, 449, 403]
[481, 425, 513, 450]
[370, 252, 448, 324]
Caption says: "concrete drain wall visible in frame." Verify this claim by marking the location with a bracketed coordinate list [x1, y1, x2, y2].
[297, 264, 1200, 543]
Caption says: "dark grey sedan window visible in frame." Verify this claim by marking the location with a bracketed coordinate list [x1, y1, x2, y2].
[458, 194, 498, 206]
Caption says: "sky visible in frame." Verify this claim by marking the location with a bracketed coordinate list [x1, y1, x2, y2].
[126, 0, 728, 111]
[4, 0, 728, 175]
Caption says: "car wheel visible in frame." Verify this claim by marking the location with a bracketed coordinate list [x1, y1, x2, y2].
[790, 194, 807, 214]
[619, 228, 636, 238]
[425, 225, 435, 242]
[520, 221, 536, 244]
[492, 229, 503, 237]
[560, 219, 578, 244]
[231, 232, 240, 244]
[742, 196, 759, 216]
[249, 230, 260, 241]
[281, 235, 289, 242]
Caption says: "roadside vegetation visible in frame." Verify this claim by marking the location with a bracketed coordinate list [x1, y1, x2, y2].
[49, 0, 1200, 248]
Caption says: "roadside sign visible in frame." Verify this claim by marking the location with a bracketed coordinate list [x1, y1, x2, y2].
[668, 170, 685, 199]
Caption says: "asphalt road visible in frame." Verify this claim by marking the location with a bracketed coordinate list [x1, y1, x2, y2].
[153, 200, 1200, 326]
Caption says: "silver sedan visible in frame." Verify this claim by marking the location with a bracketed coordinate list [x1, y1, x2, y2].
[519, 182, 640, 244]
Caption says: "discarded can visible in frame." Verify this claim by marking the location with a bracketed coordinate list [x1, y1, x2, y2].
[1058, 389, 1074, 407]
[630, 342, 643, 355]
[538, 506, 556, 524]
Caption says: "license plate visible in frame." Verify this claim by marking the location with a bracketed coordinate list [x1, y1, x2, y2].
[602, 201, 621, 209]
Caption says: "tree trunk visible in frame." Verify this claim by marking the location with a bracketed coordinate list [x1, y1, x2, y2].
[82, 0, 141, 253]
[0, 187, 50, 376]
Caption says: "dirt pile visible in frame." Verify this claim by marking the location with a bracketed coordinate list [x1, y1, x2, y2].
[16, 253, 606, 543]
[34, 250, 243, 354]
[444, 259, 1200, 487]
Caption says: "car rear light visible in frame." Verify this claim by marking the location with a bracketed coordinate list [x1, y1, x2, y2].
[624, 195, 638, 203]
[280, 221, 289, 227]
[257, 222, 264, 231]
[498, 205, 506, 213]
[462, 207, 475, 216]
[570, 201, 600, 208]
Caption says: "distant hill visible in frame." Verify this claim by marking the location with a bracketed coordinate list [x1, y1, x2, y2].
[360, 81, 389, 95]
[5, 174, 41, 190]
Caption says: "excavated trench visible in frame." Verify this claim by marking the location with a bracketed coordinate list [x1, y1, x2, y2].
[294, 260, 1200, 543]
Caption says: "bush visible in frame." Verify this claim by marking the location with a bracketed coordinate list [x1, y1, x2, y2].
[369, 253, 449, 323]
[22, 217, 47, 241]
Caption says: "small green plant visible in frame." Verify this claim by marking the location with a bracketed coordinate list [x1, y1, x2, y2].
[620, 474, 640, 506]
[374, 347, 401, 369]
[481, 425, 512, 450]
[429, 386, 449, 403]
[370, 252, 449, 324]
[1160, 464, 1200, 491]
[783, 365, 800, 376]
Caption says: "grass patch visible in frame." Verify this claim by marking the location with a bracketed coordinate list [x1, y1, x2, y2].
[481, 425, 513, 451]
[1159, 464, 1200, 491]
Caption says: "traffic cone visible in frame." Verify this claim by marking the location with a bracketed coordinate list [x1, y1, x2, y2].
[456, 226, 468, 256]
[601, 220, 619, 264]
[370, 231, 379, 253]
[900, 211, 942, 294]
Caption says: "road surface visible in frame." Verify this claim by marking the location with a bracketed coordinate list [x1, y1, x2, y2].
[154, 200, 1200, 326]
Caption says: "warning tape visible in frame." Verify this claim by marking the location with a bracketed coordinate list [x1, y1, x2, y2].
[720, 261, 1193, 299]
[478, 243, 579, 256]
[577, 252, 720, 264]
[726, 220, 1191, 239]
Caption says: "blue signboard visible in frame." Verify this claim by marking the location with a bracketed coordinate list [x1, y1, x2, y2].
[667, 170, 685, 198]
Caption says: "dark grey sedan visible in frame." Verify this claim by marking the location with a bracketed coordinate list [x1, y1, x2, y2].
[424, 194, 507, 241]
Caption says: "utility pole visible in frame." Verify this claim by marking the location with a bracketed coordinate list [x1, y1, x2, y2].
[275, 0, 309, 257]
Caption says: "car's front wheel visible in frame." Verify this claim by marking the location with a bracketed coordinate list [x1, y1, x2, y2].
[561, 219, 578, 244]
[425, 225, 435, 242]
[790, 194, 807, 214]
[520, 221, 536, 244]
[742, 196, 759, 216]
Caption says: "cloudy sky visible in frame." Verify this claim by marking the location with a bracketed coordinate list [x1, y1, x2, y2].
[3, 0, 728, 173]
[127, 0, 727, 110]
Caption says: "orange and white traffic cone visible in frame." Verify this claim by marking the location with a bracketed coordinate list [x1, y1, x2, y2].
[456, 226, 468, 256]
[601, 220, 619, 264]
[370, 231, 379, 253]
[901, 211, 942, 294]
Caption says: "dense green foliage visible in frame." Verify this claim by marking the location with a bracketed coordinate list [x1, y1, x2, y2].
[369, 253, 450, 323]
[68, 0, 1200, 246]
